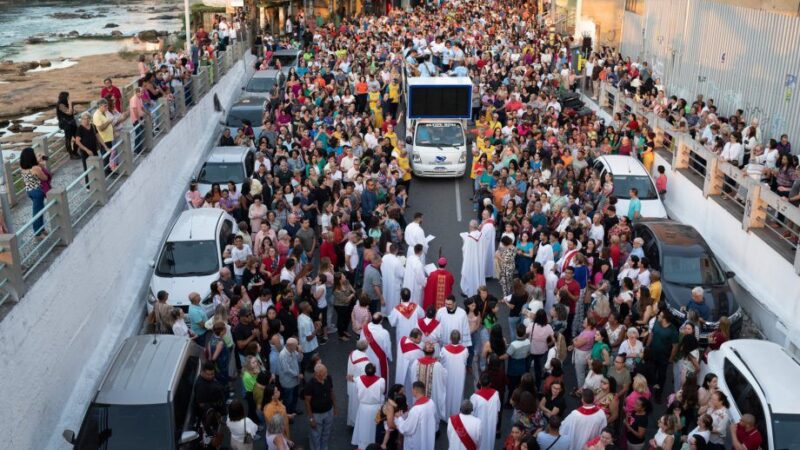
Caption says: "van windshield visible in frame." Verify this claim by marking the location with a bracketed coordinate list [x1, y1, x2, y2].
[662, 254, 726, 285]
[415, 123, 463, 147]
[773, 413, 800, 449]
[226, 108, 263, 127]
[245, 77, 278, 93]
[156, 241, 218, 277]
[613, 175, 658, 200]
[198, 162, 245, 184]
[75, 403, 172, 450]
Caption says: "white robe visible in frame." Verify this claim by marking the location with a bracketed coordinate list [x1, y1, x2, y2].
[447, 413, 482, 450]
[470, 388, 501, 450]
[389, 303, 424, 356]
[397, 397, 438, 450]
[439, 344, 469, 419]
[435, 307, 473, 348]
[346, 350, 371, 426]
[403, 254, 427, 306]
[544, 261, 559, 312]
[396, 337, 424, 395]
[459, 230, 485, 297]
[560, 405, 608, 450]
[404, 222, 429, 263]
[409, 358, 448, 422]
[381, 253, 405, 315]
[417, 317, 444, 353]
[359, 322, 394, 379]
[352, 376, 386, 449]
[478, 220, 496, 278]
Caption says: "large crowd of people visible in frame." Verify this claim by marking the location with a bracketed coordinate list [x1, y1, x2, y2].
[138, 1, 789, 450]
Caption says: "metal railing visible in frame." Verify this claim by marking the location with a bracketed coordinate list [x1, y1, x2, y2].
[599, 81, 800, 272]
[0, 34, 250, 305]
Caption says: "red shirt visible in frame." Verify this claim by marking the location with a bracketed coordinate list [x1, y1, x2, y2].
[101, 86, 122, 111]
[734, 424, 762, 450]
[319, 240, 337, 266]
[556, 278, 580, 313]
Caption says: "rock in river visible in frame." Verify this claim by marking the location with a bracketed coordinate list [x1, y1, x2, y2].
[138, 29, 160, 43]
[104, 23, 119, 28]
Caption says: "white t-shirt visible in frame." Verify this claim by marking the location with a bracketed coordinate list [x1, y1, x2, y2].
[344, 241, 359, 271]
[172, 320, 190, 337]
[226, 418, 257, 444]
[297, 314, 319, 353]
[231, 245, 252, 276]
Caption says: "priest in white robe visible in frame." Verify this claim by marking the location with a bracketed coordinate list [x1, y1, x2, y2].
[346, 341, 371, 426]
[396, 329, 424, 395]
[470, 374, 501, 450]
[409, 342, 448, 423]
[352, 363, 386, 449]
[381, 243, 405, 315]
[359, 313, 393, 382]
[560, 389, 608, 450]
[397, 381, 438, 450]
[403, 244, 427, 305]
[439, 330, 469, 419]
[447, 400, 482, 450]
[460, 220, 485, 297]
[418, 306, 443, 352]
[478, 208, 496, 279]
[404, 212, 431, 263]
[435, 296, 472, 349]
[388, 288, 424, 356]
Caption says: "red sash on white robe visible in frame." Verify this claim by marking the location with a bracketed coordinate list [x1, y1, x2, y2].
[450, 414, 477, 450]
[360, 375, 381, 388]
[401, 336, 420, 354]
[395, 302, 418, 319]
[363, 324, 388, 384]
[417, 318, 439, 337]
[444, 344, 466, 354]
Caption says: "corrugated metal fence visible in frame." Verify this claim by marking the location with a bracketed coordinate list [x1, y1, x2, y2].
[621, 0, 800, 144]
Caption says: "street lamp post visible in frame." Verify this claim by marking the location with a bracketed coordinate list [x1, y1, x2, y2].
[184, 0, 192, 55]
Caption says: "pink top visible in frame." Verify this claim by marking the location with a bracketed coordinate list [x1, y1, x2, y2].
[529, 323, 554, 355]
[351, 304, 371, 334]
[624, 389, 651, 415]
[129, 94, 146, 123]
[576, 329, 596, 352]
[656, 174, 667, 192]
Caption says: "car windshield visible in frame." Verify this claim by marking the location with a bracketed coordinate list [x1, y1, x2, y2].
[272, 54, 297, 67]
[613, 175, 658, 200]
[662, 253, 726, 285]
[773, 413, 800, 449]
[415, 123, 463, 147]
[226, 108, 263, 127]
[198, 162, 245, 184]
[245, 77, 277, 93]
[75, 403, 172, 450]
[155, 240, 218, 277]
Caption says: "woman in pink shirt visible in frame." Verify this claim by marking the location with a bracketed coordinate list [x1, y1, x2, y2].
[350, 293, 371, 335]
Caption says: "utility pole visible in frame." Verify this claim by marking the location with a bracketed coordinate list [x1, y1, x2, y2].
[184, 0, 192, 55]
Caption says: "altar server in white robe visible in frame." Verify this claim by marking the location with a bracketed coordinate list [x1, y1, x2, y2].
[561, 389, 608, 450]
[418, 306, 444, 353]
[447, 400, 482, 450]
[397, 381, 438, 450]
[388, 288, 424, 356]
[470, 373, 501, 450]
[352, 363, 386, 449]
[346, 340, 371, 426]
[404, 212, 430, 263]
[478, 207, 496, 279]
[381, 243, 405, 315]
[409, 341, 448, 423]
[396, 329, 424, 395]
[435, 296, 472, 349]
[403, 244, 427, 305]
[359, 313, 393, 381]
[439, 330, 469, 419]
[459, 220, 484, 297]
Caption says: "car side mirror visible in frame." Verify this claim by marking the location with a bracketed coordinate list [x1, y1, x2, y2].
[725, 271, 735, 279]
[148, 259, 156, 268]
[241, 86, 245, 91]
[405, 136, 412, 145]
[62, 430, 76, 444]
[180, 430, 200, 445]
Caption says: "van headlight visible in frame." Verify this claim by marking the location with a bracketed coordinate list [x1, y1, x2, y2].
[459, 152, 467, 163]
[412, 153, 421, 163]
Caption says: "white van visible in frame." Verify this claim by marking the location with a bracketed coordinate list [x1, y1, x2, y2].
[593, 155, 667, 219]
[700, 339, 800, 449]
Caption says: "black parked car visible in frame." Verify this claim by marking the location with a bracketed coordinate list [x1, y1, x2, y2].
[632, 219, 743, 339]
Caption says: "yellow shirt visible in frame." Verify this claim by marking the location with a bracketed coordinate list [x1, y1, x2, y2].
[650, 280, 662, 302]
[388, 83, 400, 103]
[396, 154, 412, 181]
[642, 150, 655, 173]
[385, 130, 398, 149]
[93, 109, 114, 143]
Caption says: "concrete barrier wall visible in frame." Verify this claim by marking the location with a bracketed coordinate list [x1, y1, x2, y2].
[0, 54, 254, 450]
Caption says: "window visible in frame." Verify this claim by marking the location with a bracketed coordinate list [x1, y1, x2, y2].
[219, 219, 233, 254]
[156, 241, 219, 277]
[612, 175, 658, 200]
[172, 356, 199, 440]
[661, 254, 725, 285]
[625, 0, 644, 14]
[245, 151, 255, 177]
[198, 162, 246, 184]
[75, 404, 171, 450]
[723, 358, 767, 444]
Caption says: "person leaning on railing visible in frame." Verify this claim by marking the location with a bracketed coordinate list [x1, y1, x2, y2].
[19, 147, 51, 241]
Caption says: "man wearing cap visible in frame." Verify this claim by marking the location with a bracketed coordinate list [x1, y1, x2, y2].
[423, 256, 455, 311]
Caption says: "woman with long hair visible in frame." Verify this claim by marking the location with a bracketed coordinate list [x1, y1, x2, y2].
[55, 91, 79, 159]
[19, 147, 50, 239]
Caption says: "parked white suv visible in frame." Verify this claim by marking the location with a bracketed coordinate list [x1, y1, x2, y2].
[196, 146, 256, 197]
[592, 155, 667, 219]
[148, 208, 238, 317]
[699, 339, 800, 449]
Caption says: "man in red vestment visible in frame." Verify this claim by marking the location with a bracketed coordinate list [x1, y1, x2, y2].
[423, 257, 455, 311]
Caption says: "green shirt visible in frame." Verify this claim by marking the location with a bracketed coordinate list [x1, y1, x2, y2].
[650, 321, 679, 361]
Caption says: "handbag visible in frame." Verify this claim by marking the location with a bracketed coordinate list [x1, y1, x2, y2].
[243, 419, 253, 445]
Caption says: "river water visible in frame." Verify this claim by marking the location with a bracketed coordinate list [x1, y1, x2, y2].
[0, 0, 186, 62]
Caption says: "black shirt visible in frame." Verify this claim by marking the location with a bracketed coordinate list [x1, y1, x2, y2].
[194, 376, 226, 412]
[233, 322, 256, 348]
[544, 393, 567, 419]
[508, 293, 528, 318]
[278, 309, 297, 340]
[626, 412, 648, 444]
[304, 375, 334, 413]
[76, 124, 99, 155]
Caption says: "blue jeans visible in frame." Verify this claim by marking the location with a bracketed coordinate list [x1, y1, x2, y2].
[280, 384, 299, 414]
[309, 409, 334, 450]
[27, 188, 46, 235]
[508, 316, 522, 337]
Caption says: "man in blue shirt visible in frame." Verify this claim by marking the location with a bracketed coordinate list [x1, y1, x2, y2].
[627, 187, 642, 222]
[683, 286, 711, 322]
[188, 292, 208, 347]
